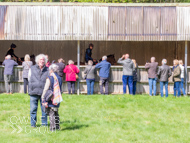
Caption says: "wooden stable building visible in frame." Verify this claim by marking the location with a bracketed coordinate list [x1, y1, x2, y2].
[0, 3, 190, 94]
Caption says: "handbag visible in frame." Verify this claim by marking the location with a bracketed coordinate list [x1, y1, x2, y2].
[69, 66, 79, 79]
[84, 66, 92, 79]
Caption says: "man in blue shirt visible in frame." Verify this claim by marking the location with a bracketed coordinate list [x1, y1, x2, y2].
[95, 56, 111, 95]
[2, 55, 18, 94]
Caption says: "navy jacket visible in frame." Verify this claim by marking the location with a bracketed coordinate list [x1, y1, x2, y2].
[85, 48, 93, 63]
[48, 73, 62, 108]
[56, 62, 65, 77]
[95, 60, 111, 78]
[2, 59, 18, 75]
[6, 49, 18, 59]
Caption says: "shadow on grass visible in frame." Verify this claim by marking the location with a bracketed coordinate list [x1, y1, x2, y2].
[60, 120, 89, 131]
[61, 124, 89, 131]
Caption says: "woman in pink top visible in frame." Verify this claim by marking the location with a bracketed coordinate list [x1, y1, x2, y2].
[64, 60, 80, 94]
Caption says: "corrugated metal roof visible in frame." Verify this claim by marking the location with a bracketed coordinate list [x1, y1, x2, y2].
[0, 4, 190, 41]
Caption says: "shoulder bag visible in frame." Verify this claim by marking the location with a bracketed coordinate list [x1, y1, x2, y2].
[69, 66, 79, 79]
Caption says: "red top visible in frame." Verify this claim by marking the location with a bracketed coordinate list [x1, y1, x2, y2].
[64, 64, 80, 81]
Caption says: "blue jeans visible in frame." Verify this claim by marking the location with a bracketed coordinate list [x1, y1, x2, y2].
[160, 81, 168, 97]
[174, 82, 181, 97]
[133, 81, 137, 95]
[180, 78, 186, 95]
[86, 79, 95, 95]
[30, 95, 47, 127]
[122, 75, 133, 94]
[149, 78, 157, 96]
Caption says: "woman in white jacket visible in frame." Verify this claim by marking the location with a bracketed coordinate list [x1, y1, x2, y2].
[179, 60, 186, 96]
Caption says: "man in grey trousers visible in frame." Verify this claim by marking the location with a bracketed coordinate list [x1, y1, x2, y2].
[95, 56, 111, 95]
[2, 55, 18, 94]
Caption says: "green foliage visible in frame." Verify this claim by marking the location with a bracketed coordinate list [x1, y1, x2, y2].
[1, 0, 190, 2]
[0, 93, 190, 142]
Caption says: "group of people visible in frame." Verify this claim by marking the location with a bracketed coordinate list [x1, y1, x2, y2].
[1, 43, 187, 131]
[145, 57, 186, 97]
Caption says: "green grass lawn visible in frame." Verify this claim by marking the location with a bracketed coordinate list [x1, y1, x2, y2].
[0, 93, 190, 143]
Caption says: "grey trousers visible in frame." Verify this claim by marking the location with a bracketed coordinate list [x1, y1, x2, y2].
[48, 108, 60, 131]
[99, 77, 109, 95]
[4, 75, 13, 93]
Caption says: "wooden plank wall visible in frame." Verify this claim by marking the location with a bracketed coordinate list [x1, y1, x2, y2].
[0, 41, 188, 66]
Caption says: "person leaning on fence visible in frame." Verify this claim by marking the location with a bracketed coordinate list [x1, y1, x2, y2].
[22, 54, 33, 94]
[145, 57, 158, 96]
[157, 59, 172, 97]
[117, 54, 135, 95]
[173, 59, 181, 97]
[179, 60, 186, 96]
[132, 59, 138, 95]
[41, 64, 63, 131]
[28, 54, 49, 127]
[95, 56, 111, 95]
[64, 60, 80, 94]
[2, 55, 18, 94]
[84, 60, 96, 95]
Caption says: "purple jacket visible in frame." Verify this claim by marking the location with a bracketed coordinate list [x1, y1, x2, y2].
[2, 59, 18, 75]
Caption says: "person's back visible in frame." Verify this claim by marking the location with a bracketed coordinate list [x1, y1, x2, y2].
[85, 65, 96, 79]
[133, 63, 138, 81]
[145, 62, 158, 78]
[95, 60, 111, 78]
[22, 61, 33, 78]
[95, 56, 111, 95]
[118, 58, 134, 76]
[145, 57, 158, 96]
[2, 59, 18, 75]
[158, 64, 171, 82]
[179, 64, 184, 78]
[56, 62, 65, 77]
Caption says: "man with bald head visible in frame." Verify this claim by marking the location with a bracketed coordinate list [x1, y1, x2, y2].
[145, 57, 158, 96]
[117, 54, 135, 95]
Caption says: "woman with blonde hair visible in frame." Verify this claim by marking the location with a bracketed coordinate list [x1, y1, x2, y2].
[179, 60, 186, 96]
[22, 54, 33, 94]
[173, 59, 181, 97]
[132, 59, 138, 95]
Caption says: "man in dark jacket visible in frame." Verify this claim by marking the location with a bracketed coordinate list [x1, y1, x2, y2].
[95, 56, 111, 95]
[145, 57, 158, 96]
[117, 54, 135, 95]
[5, 43, 20, 61]
[56, 58, 65, 78]
[85, 43, 94, 64]
[2, 55, 18, 94]
[28, 54, 49, 127]
[157, 59, 172, 97]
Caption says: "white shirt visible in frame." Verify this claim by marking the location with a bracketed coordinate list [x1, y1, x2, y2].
[179, 65, 184, 78]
